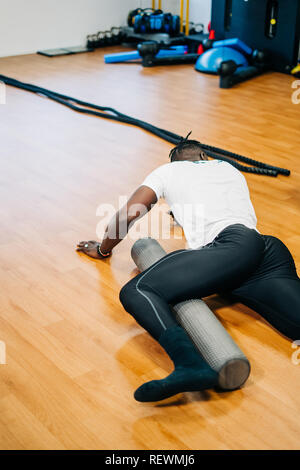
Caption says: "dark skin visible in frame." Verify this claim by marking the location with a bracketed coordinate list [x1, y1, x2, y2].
[76, 150, 208, 259]
[76, 185, 158, 259]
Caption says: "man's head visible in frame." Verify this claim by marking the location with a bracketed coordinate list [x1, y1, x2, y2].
[169, 133, 208, 163]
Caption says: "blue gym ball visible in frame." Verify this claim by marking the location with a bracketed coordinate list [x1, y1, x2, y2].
[195, 47, 249, 74]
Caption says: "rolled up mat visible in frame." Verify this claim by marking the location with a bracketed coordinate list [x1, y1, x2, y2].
[131, 237, 250, 390]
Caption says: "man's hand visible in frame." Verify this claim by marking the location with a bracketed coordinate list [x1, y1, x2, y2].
[76, 240, 111, 259]
[77, 186, 157, 259]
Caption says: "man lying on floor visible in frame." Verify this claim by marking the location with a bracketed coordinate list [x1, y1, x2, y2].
[77, 136, 300, 402]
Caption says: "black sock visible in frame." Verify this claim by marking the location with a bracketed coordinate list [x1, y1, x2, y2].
[134, 326, 218, 402]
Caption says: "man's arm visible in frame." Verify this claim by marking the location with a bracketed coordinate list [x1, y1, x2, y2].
[76, 185, 157, 259]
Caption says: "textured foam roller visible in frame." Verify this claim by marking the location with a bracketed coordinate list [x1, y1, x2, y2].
[131, 237, 167, 271]
[131, 238, 250, 390]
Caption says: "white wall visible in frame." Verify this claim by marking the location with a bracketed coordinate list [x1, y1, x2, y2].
[189, 0, 212, 31]
[0, 0, 212, 58]
[0, 0, 138, 57]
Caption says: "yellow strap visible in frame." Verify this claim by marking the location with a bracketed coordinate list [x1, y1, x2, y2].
[180, 0, 184, 33]
[291, 64, 300, 75]
[185, 0, 190, 35]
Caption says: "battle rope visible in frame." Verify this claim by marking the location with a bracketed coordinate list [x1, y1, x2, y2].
[0, 74, 290, 177]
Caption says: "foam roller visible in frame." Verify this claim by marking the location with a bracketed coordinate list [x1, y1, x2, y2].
[131, 238, 250, 390]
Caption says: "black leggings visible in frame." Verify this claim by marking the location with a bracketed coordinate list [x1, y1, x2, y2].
[119, 224, 300, 341]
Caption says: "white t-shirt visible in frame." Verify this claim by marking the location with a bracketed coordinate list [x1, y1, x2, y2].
[142, 160, 258, 249]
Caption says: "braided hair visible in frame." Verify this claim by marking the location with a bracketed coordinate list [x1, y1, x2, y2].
[169, 131, 208, 162]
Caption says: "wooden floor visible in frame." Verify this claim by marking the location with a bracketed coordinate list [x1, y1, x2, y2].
[0, 47, 299, 450]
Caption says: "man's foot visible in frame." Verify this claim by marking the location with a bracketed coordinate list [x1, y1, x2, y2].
[134, 366, 218, 402]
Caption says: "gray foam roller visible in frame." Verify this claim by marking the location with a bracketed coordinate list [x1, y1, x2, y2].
[131, 237, 167, 272]
[131, 238, 250, 390]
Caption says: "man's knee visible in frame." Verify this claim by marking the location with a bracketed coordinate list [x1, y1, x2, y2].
[119, 275, 159, 312]
[119, 278, 138, 312]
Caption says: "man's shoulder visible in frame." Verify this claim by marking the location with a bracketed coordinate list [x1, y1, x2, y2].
[151, 162, 172, 174]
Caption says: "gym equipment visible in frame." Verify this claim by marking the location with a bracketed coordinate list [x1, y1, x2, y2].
[195, 46, 248, 74]
[37, 46, 94, 57]
[218, 60, 238, 76]
[127, 8, 180, 36]
[180, 0, 184, 33]
[127, 8, 159, 28]
[219, 48, 269, 89]
[104, 45, 187, 64]
[136, 13, 179, 36]
[131, 237, 251, 391]
[180, 0, 190, 35]
[211, 0, 300, 74]
[86, 27, 126, 49]
[152, 0, 161, 9]
[219, 61, 269, 89]
[292, 63, 300, 77]
[0, 74, 290, 177]
[184, 32, 209, 54]
[137, 41, 198, 67]
[196, 27, 215, 55]
[104, 40, 198, 68]
[195, 36, 269, 88]
[213, 38, 252, 56]
[187, 23, 204, 36]
[185, 0, 190, 36]
[104, 41, 198, 68]
[121, 29, 175, 47]
[86, 3, 199, 52]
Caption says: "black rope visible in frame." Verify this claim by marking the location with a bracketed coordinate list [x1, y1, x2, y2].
[0, 74, 180, 144]
[0, 74, 290, 177]
[201, 143, 289, 176]
[204, 150, 278, 176]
